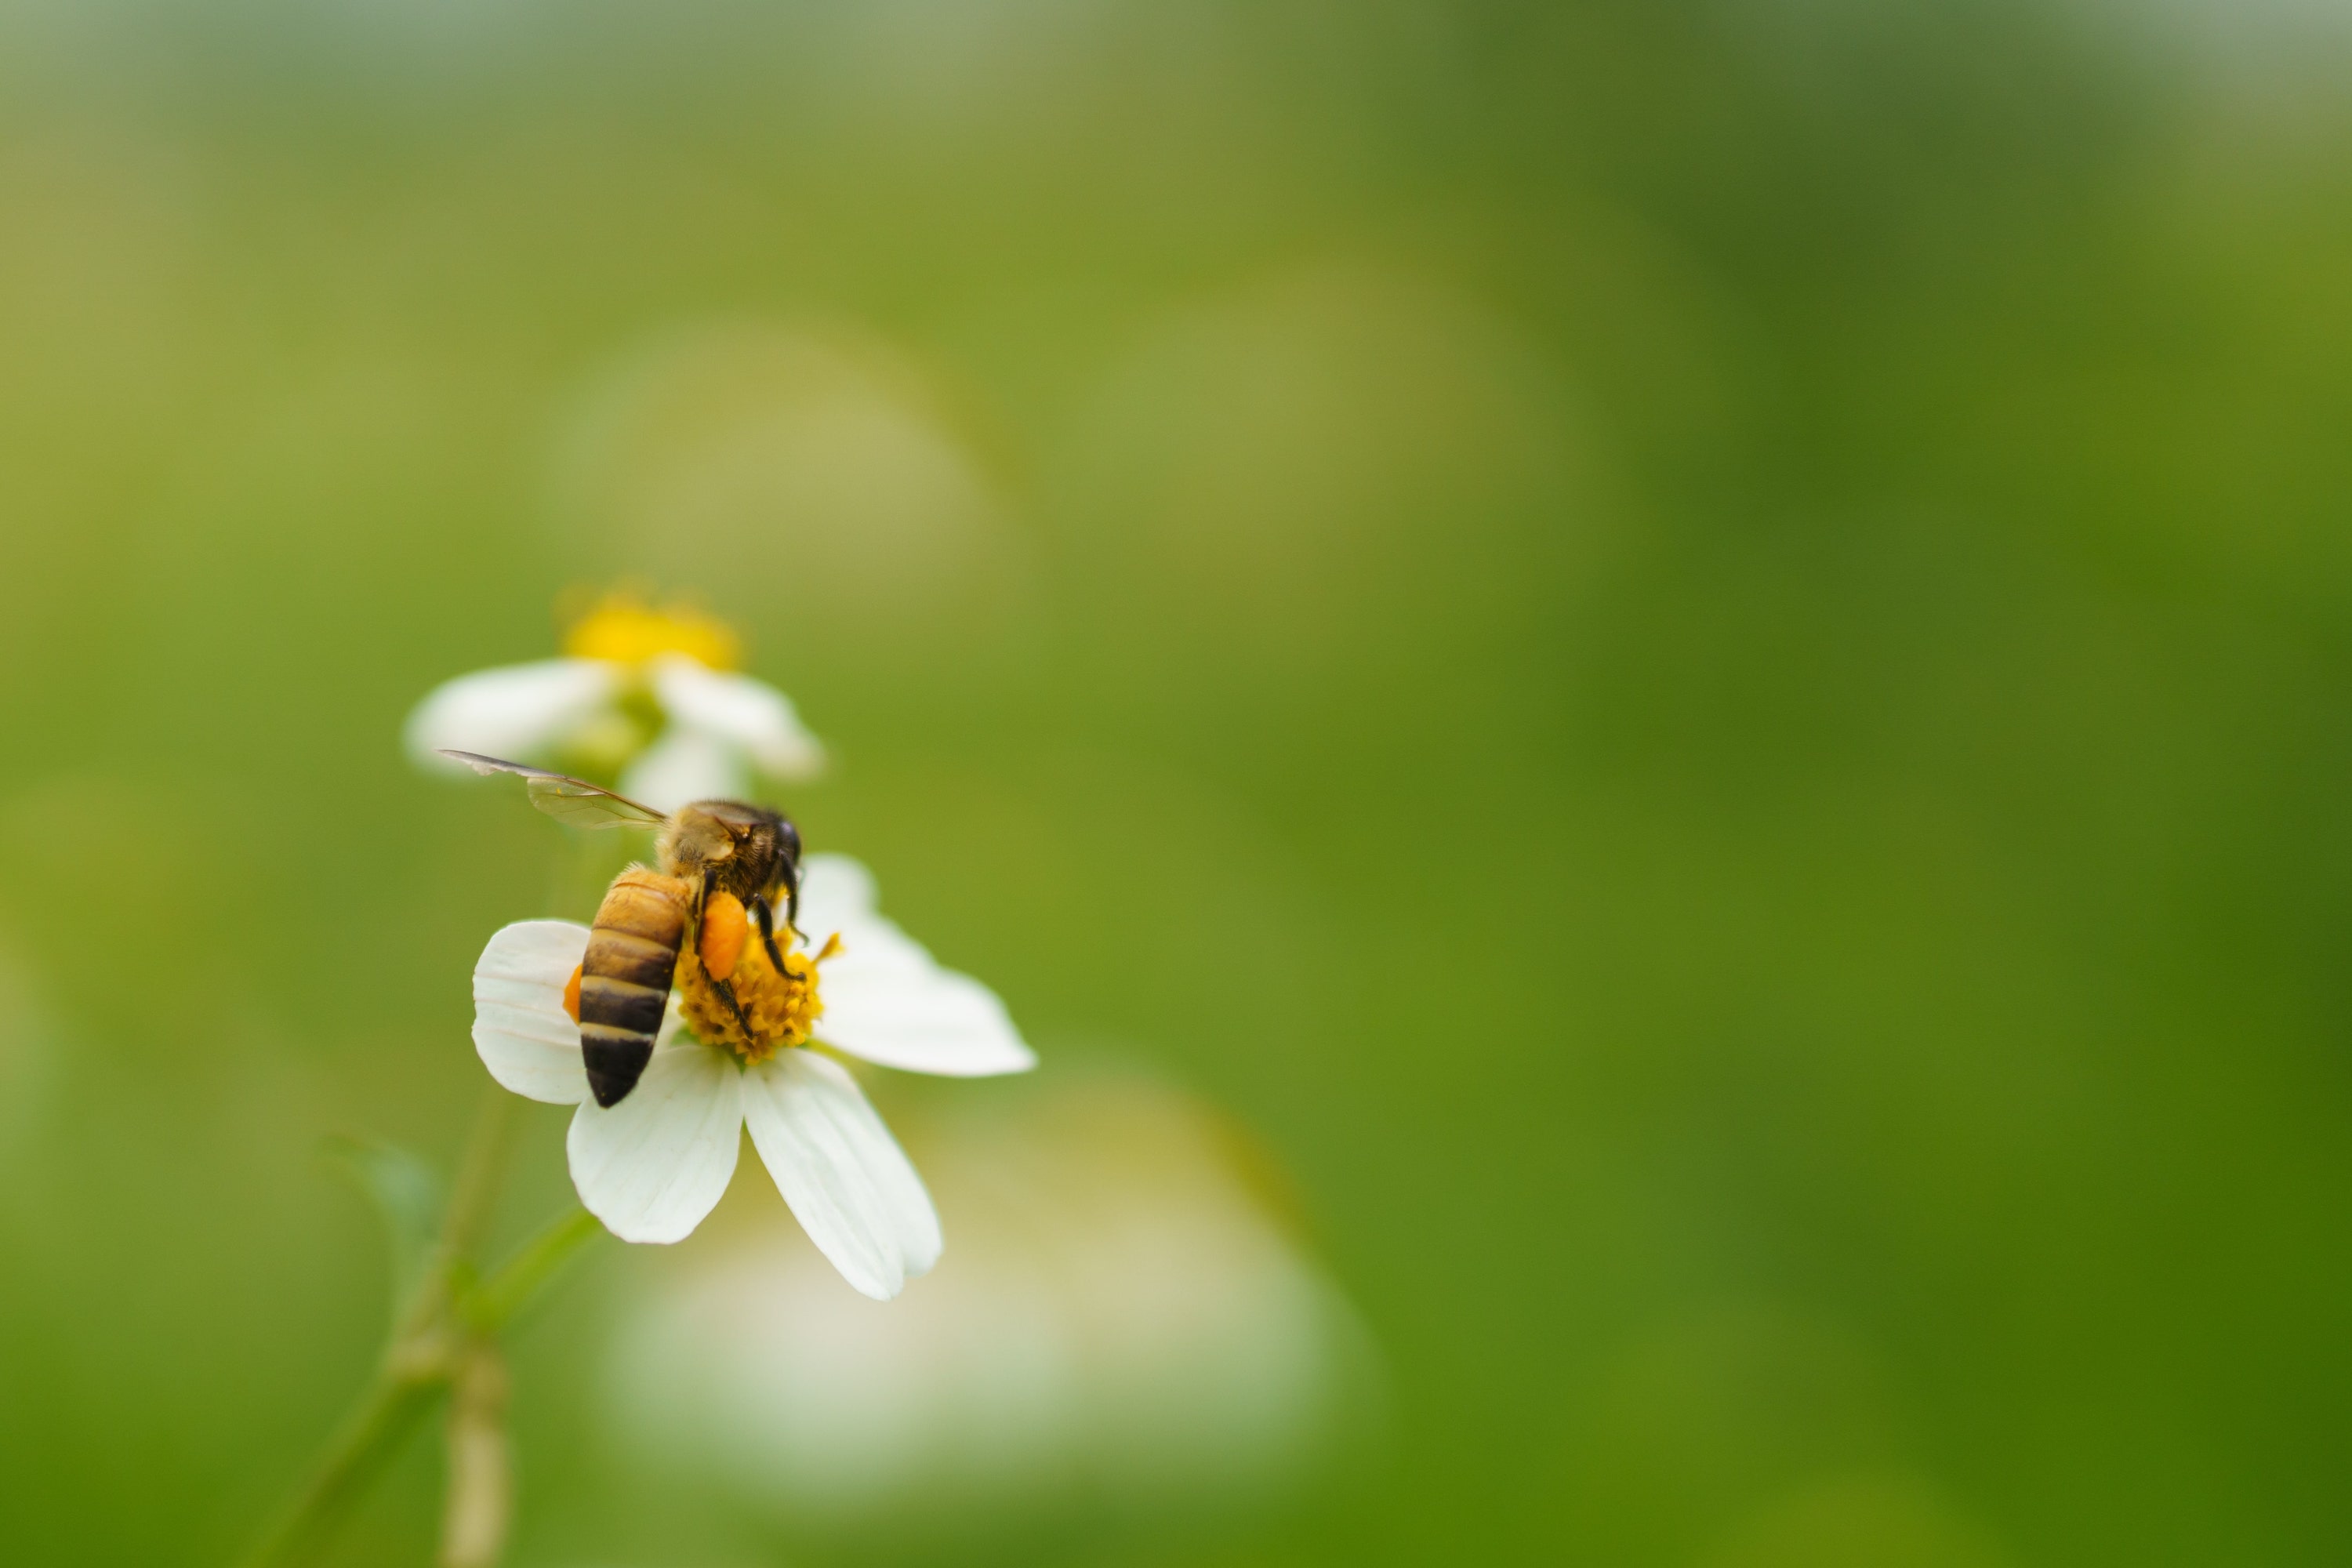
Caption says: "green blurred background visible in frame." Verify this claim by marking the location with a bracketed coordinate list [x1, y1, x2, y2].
[4, 2, 2352, 1563]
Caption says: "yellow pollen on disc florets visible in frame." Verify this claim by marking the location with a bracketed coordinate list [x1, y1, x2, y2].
[563, 589, 742, 671]
[679, 931, 841, 1065]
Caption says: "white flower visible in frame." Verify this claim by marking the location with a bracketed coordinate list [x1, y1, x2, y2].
[405, 594, 824, 810]
[470, 855, 1033, 1299]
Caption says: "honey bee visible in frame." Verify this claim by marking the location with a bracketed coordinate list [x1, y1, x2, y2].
[442, 750, 804, 1107]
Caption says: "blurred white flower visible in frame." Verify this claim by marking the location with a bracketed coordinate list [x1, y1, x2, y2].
[606, 1073, 1377, 1518]
[405, 591, 823, 810]
[470, 855, 1032, 1299]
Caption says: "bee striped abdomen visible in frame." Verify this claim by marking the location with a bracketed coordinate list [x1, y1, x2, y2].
[579, 868, 691, 1108]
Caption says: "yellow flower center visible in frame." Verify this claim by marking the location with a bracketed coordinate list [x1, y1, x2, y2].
[680, 931, 842, 1065]
[563, 590, 742, 670]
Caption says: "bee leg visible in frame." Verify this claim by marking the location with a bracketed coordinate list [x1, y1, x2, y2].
[753, 894, 789, 975]
[709, 975, 753, 1034]
[776, 861, 805, 939]
[695, 866, 755, 1035]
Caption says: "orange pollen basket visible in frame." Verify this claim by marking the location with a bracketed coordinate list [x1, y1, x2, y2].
[680, 927, 835, 1065]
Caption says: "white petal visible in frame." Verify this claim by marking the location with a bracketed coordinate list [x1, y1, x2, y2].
[648, 653, 826, 781]
[742, 1050, 941, 1299]
[405, 659, 620, 768]
[793, 852, 879, 941]
[567, 1043, 744, 1244]
[798, 855, 1036, 1078]
[471, 920, 591, 1105]
[619, 725, 749, 813]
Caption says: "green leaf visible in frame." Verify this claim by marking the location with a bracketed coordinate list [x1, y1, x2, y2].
[323, 1134, 446, 1317]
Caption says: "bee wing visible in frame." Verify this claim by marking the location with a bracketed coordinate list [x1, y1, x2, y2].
[437, 750, 669, 830]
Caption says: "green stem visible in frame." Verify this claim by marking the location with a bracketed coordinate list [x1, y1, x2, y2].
[233, 1367, 443, 1568]
[235, 1087, 543, 1568]
[466, 1206, 605, 1334]
[437, 1342, 513, 1568]
[239, 824, 611, 1568]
